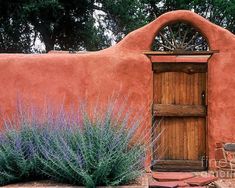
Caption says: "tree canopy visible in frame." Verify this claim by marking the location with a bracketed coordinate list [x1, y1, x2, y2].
[0, 0, 234, 53]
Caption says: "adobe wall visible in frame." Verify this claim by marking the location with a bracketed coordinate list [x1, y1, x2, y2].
[0, 10, 235, 169]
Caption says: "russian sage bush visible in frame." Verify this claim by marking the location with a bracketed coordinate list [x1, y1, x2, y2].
[0, 113, 46, 185]
[0, 100, 147, 187]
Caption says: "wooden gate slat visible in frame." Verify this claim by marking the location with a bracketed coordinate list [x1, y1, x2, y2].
[153, 63, 207, 74]
[153, 104, 206, 117]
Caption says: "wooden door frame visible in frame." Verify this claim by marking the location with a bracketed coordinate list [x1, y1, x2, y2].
[145, 51, 214, 171]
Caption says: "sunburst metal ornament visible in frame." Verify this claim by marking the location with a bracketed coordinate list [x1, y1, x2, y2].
[153, 22, 209, 52]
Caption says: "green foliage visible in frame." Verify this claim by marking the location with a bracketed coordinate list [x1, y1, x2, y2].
[0, 102, 146, 187]
[0, 125, 45, 185]
[140, 0, 235, 33]
[39, 109, 145, 187]
[1, 0, 234, 53]
[0, 0, 32, 53]
[0, 0, 111, 52]
[96, 0, 148, 41]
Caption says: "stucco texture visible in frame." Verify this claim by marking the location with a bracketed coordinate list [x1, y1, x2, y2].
[0, 10, 235, 169]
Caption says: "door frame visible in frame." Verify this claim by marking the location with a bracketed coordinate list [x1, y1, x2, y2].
[144, 51, 215, 171]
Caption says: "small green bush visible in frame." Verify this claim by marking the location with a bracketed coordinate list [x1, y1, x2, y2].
[0, 124, 45, 185]
[0, 101, 147, 187]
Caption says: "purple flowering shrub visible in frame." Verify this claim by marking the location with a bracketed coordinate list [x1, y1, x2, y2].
[0, 119, 47, 184]
[0, 100, 147, 187]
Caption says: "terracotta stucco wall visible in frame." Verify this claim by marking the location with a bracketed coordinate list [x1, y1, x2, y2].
[0, 10, 235, 169]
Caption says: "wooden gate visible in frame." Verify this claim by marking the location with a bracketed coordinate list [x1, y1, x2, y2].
[144, 22, 215, 171]
[151, 60, 208, 171]
[144, 22, 214, 171]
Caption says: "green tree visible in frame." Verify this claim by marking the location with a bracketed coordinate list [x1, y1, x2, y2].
[0, 0, 234, 53]
[22, 0, 111, 52]
[89, 0, 235, 46]
[0, 0, 32, 53]
[0, 0, 112, 53]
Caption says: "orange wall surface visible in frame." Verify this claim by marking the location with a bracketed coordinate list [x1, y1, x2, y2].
[0, 10, 235, 169]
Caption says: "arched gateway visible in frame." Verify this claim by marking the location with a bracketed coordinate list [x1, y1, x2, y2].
[0, 10, 235, 172]
[136, 10, 235, 172]
[149, 22, 211, 171]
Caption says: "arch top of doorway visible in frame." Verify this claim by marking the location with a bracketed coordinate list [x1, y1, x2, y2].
[115, 10, 234, 52]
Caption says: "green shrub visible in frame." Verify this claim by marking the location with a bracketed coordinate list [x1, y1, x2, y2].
[0, 124, 45, 185]
[0, 101, 147, 187]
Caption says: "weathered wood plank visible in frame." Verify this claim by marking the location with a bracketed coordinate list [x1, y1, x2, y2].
[152, 160, 206, 171]
[152, 63, 207, 74]
[150, 55, 210, 63]
[143, 50, 219, 55]
[153, 159, 203, 165]
[153, 104, 206, 117]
